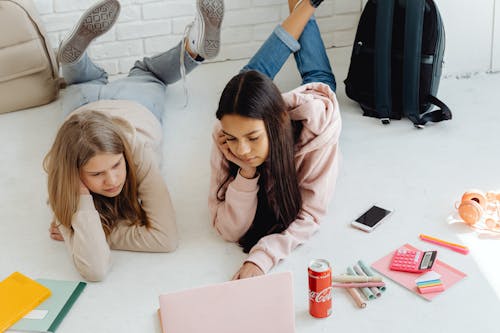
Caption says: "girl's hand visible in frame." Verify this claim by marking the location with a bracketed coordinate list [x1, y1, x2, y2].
[49, 221, 64, 241]
[80, 179, 90, 195]
[216, 131, 257, 179]
[232, 262, 264, 280]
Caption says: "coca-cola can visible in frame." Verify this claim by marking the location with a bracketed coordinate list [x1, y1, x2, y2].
[308, 259, 332, 318]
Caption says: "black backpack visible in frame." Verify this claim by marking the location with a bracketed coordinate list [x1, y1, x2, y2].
[344, 0, 452, 128]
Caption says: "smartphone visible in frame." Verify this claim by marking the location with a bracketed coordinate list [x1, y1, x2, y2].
[351, 205, 393, 232]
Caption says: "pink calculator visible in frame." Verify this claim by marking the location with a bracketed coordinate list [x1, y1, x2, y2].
[389, 248, 437, 273]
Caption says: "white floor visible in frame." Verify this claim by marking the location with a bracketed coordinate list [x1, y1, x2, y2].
[1, 47, 499, 332]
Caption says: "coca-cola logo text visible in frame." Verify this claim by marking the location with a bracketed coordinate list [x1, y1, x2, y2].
[309, 287, 332, 303]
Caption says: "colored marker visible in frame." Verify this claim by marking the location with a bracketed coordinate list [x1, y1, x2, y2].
[419, 234, 469, 255]
[346, 286, 366, 309]
[353, 265, 382, 297]
[332, 282, 386, 288]
[332, 275, 382, 283]
[347, 267, 375, 300]
[358, 259, 386, 292]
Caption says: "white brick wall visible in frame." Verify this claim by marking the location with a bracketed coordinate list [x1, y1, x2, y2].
[33, 0, 361, 75]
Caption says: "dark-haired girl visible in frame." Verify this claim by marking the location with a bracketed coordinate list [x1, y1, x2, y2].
[209, 0, 341, 279]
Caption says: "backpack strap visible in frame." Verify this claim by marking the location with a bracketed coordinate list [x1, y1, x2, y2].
[402, 0, 426, 127]
[374, 0, 395, 124]
[419, 95, 452, 124]
[403, 0, 451, 128]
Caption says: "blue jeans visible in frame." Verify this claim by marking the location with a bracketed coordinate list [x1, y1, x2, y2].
[61, 42, 199, 122]
[242, 17, 336, 92]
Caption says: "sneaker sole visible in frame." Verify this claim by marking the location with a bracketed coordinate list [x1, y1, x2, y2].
[196, 0, 224, 59]
[58, 0, 121, 64]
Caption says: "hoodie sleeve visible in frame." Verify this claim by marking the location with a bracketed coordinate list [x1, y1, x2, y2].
[107, 141, 178, 253]
[59, 195, 111, 282]
[208, 127, 260, 242]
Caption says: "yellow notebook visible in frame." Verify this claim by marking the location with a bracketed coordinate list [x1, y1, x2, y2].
[0, 272, 51, 332]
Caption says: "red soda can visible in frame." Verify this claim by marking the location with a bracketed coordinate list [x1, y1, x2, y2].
[308, 259, 332, 318]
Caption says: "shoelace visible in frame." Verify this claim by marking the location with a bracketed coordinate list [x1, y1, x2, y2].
[179, 22, 193, 108]
[294, 0, 305, 10]
[294, 0, 323, 10]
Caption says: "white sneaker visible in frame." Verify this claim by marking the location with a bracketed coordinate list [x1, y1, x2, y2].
[187, 0, 224, 60]
[58, 0, 121, 64]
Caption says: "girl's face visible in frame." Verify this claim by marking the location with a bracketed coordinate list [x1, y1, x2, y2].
[220, 114, 269, 167]
[80, 153, 127, 197]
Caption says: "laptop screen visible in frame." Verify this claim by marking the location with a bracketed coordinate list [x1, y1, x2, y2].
[158, 272, 295, 333]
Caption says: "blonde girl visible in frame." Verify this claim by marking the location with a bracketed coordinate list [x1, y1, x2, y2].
[45, 111, 178, 281]
[46, 0, 223, 281]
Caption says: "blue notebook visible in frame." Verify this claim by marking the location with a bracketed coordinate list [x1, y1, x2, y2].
[7, 279, 86, 333]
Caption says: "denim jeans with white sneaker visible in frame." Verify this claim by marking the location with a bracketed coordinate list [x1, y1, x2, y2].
[61, 41, 200, 122]
[242, 17, 336, 92]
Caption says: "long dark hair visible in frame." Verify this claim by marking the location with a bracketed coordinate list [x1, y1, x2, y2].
[216, 70, 303, 252]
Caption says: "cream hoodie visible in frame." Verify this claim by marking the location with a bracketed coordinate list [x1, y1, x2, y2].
[209, 82, 342, 273]
[58, 100, 178, 282]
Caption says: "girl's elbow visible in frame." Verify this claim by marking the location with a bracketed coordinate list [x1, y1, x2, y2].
[72, 253, 110, 282]
[77, 263, 109, 282]
[215, 225, 241, 242]
[154, 216, 178, 252]
[81, 270, 107, 282]
[155, 230, 179, 252]
[159, 237, 178, 252]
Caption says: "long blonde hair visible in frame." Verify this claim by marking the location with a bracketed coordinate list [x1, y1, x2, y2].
[43, 111, 149, 234]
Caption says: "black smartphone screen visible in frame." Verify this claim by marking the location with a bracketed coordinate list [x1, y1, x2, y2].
[355, 206, 392, 227]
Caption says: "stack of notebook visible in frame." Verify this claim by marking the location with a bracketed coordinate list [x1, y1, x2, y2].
[0, 272, 86, 333]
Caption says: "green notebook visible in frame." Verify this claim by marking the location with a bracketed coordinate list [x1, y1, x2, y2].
[7, 279, 86, 333]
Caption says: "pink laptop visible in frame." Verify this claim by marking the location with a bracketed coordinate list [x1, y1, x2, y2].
[158, 272, 295, 333]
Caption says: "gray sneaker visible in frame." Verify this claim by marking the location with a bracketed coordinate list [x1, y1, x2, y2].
[187, 0, 224, 60]
[58, 0, 121, 64]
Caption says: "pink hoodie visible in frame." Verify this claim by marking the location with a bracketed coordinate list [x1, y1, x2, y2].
[208, 82, 342, 273]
